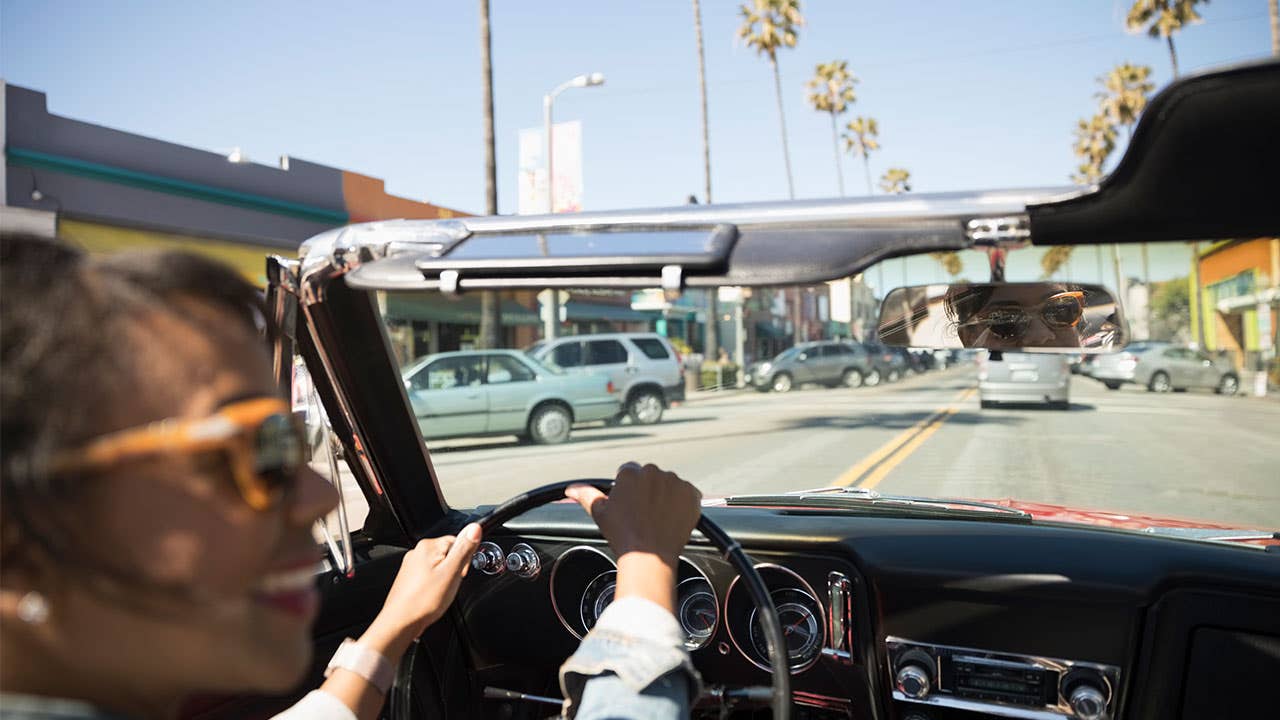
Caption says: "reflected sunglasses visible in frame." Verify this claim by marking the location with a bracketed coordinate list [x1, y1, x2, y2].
[958, 290, 1086, 341]
[51, 397, 306, 511]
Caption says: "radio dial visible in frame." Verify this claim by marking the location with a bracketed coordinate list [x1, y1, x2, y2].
[896, 664, 932, 699]
[1068, 684, 1107, 720]
[471, 542, 506, 575]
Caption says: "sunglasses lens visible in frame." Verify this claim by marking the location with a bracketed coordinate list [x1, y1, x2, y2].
[253, 414, 304, 494]
[977, 310, 1029, 341]
[1042, 296, 1083, 327]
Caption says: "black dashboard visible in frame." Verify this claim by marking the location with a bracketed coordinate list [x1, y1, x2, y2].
[455, 503, 1280, 720]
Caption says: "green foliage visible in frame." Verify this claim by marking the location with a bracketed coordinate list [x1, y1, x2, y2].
[843, 116, 879, 158]
[1149, 276, 1192, 342]
[1097, 63, 1155, 128]
[806, 60, 857, 115]
[878, 167, 910, 194]
[1040, 246, 1075, 279]
[1071, 113, 1117, 185]
[1126, 0, 1207, 40]
[737, 0, 804, 61]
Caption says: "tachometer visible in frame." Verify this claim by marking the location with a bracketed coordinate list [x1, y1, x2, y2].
[749, 587, 824, 671]
[579, 570, 617, 631]
[676, 577, 718, 650]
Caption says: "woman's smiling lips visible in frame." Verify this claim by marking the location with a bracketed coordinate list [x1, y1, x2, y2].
[253, 563, 321, 619]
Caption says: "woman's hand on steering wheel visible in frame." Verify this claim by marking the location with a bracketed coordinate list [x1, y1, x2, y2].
[363, 523, 483, 655]
[565, 463, 701, 613]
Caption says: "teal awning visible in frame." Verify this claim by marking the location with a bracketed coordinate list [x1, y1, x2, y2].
[565, 301, 661, 323]
[384, 293, 541, 326]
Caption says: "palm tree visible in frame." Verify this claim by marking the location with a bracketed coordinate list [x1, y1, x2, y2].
[692, 0, 718, 359]
[806, 60, 858, 196]
[477, 0, 501, 348]
[1125, 0, 1208, 78]
[1097, 63, 1155, 137]
[878, 167, 910, 194]
[738, 0, 804, 199]
[1098, 62, 1155, 333]
[693, 0, 712, 205]
[1070, 113, 1117, 186]
[843, 116, 880, 195]
[1271, 0, 1279, 56]
[1042, 113, 1118, 279]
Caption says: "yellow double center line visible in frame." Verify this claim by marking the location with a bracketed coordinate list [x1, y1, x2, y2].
[832, 386, 976, 490]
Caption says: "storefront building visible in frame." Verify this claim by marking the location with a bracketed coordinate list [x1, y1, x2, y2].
[1191, 238, 1280, 385]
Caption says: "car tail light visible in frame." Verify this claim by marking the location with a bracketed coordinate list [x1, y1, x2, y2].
[607, 381, 617, 394]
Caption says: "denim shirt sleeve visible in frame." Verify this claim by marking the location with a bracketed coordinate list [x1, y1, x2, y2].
[559, 597, 702, 720]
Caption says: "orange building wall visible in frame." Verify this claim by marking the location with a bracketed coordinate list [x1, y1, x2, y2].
[341, 171, 470, 223]
[1200, 238, 1274, 284]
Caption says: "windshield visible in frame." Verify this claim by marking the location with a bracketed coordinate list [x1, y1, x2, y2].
[373, 241, 1279, 536]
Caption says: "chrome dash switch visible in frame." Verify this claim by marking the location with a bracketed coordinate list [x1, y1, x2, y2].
[471, 541, 505, 575]
[505, 543, 541, 580]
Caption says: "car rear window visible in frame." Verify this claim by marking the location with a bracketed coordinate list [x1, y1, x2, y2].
[551, 342, 583, 368]
[586, 339, 628, 365]
[630, 337, 670, 360]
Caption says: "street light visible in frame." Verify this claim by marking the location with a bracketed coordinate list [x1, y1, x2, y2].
[542, 72, 605, 340]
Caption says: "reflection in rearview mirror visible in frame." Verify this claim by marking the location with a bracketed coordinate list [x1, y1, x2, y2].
[877, 282, 1128, 353]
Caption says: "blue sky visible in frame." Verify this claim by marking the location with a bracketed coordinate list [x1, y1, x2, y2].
[2, 0, 1273, 282]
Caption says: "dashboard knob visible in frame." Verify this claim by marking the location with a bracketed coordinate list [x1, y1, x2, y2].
[471, 541, 506, 575]
[1068, 684, 1107, 720]
[896, 664, 932, 699]
[504, 543, 541, 580]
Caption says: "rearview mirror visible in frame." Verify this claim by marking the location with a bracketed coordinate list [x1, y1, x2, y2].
[877, 282, 1128, 353]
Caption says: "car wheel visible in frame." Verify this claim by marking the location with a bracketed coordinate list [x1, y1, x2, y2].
[1148, 371, 1172, 393]
[864, 368, 882, 387]
[842, 368, 864, 388]
[628, 390, 664, 425]
[529, 404, 572, 444]
[1103, 381, 1121, 390]
[887, 369, 902, 383]
[1216, 374, 1239, 395]
[771, 373, 793, 393]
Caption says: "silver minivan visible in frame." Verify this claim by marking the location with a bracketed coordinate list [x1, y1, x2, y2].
[527, 333, 684, 424]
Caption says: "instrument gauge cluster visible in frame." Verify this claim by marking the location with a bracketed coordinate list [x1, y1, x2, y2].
[725, 563, 827, 674]
[550, 546, 720, 650]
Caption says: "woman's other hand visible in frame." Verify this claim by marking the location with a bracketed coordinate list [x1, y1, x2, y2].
[361, 523, 482, 656]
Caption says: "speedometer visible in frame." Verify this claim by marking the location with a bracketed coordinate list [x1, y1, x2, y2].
[749, 587, 824, 671]
[676, 577, 718, 650]
[579, 570, 616, 631]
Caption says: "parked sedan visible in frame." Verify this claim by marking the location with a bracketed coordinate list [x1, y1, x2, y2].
[1089, 342, 1240, 394]
[401, 350, 621, 444]
[862, 341, 908, 384]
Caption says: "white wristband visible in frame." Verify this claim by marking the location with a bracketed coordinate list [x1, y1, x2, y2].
[324, 638, 395, 694]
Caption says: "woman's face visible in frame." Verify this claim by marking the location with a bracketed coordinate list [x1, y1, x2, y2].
[41, 299, 338, 700]
[954, 285, 1084, 350]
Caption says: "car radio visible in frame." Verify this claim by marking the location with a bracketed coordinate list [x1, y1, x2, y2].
[885, 637, 1121, 720]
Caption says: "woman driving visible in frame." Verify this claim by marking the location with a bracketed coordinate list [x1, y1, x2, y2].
[0, 235, 701, 720]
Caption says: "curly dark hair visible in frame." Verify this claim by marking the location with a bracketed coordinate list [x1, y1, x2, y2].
[1, 233, 266, 584]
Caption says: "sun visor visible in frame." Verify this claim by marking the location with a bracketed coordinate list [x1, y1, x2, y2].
[1029, 59, 1280, 246]
[340, 188, 1064, 292]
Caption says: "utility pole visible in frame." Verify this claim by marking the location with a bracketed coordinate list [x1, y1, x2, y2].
[477, 0, 502, 349]
[692, 0, 718, 360]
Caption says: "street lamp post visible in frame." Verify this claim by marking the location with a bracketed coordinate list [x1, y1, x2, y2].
[542, 72, 605, 341]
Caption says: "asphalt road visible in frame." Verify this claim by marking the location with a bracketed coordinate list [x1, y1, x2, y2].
[334, 366, 1280, 532]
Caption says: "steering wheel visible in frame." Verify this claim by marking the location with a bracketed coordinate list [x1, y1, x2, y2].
[476, 478, 791, 719]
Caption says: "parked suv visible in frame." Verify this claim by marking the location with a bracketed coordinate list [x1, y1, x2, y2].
[1089, 342, 1240, 394]
[751, 341, 877, 392]
[526, 333, 683, 424]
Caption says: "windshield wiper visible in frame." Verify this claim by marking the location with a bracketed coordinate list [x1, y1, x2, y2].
[721, 487, 1033, 523]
